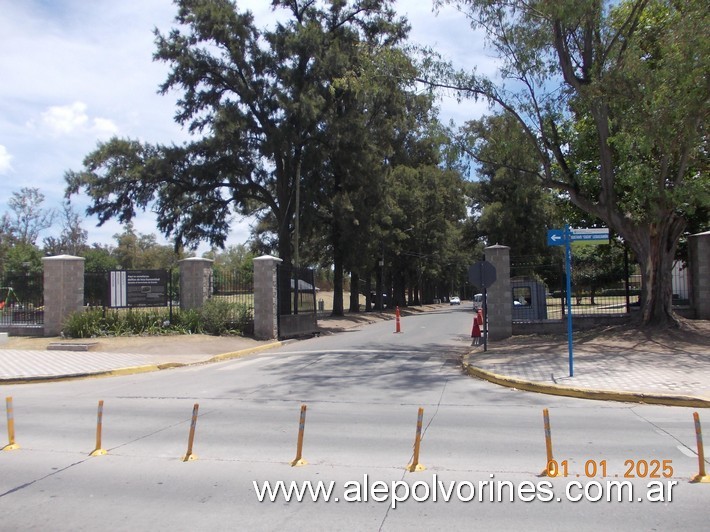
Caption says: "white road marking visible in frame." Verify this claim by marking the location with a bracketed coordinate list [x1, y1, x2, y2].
[676, 445, 697, 458]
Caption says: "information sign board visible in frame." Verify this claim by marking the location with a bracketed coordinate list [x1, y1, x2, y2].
[109, 270, 168, 308]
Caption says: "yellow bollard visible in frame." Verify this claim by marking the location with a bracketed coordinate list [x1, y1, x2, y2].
[2, 397, 19, 451]
[540, 408, 554, 476]
[90, 400, 107, 456]
[406, 407, 426, 472]
[690, 412, 710, 483]
[291, 404, 308, 467]
[182, 403, 199, 462]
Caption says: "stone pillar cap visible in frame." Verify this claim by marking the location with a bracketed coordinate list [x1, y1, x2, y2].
[254, 255, 283, 263]
[42, 255, 85, 261]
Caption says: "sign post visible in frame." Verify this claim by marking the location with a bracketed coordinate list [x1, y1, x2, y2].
[546, 226, 609, 377]
[563, 225, 574, 377]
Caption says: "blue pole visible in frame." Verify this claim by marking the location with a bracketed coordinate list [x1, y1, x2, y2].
[564, 224, 574, 377]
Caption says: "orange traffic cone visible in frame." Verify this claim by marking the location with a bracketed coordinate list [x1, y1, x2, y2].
[395, 306, 402, 333]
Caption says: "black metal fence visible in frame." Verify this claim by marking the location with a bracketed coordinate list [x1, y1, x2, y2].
[277, 264, 318, 339]
[510, 251, 634, 321]
[0, 270, 44, 326]
[211, 269, 254, 335]
[510, 250, 693, 323]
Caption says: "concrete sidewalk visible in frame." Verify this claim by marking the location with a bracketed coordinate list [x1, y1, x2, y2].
[463, 348, 710, 408]
[463, 323, 710, 408]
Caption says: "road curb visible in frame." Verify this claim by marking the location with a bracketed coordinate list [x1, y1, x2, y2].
[204, 341, 290, 364]
[462, 361, 710, 408]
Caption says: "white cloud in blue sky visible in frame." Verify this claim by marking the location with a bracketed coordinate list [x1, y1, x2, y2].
[0, 0, 494, 252]
[0, 145, 13, 174]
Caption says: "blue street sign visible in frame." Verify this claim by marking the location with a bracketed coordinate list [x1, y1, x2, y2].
[569, 228, 610, 244]
[547, 227, 609, 246]
[547, 229, 565, 246]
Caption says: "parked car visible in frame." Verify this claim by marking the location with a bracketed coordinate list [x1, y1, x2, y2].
[472, 293, 484, 309]
[450, 296, 461, 305]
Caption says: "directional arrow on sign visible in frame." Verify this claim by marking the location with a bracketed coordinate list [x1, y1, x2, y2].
[546, 229, 565, 247]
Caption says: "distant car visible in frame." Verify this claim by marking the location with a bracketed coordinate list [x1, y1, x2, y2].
[450, 296, 461, 305]
[472, 293, 484, 309]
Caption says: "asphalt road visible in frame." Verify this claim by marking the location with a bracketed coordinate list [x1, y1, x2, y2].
[1, 306, 706, 531]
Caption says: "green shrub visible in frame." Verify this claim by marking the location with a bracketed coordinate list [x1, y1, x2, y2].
[199, 298, 245, 335]
[61, 302, 252, 338]
[62, 308, 105, 338]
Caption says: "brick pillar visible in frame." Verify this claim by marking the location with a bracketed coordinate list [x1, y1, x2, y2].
[179, 257, 214, 311]
[42, 255, 85, 337]
[688, 231, 710, 319]
[484, 244, 512, 340]
[253, 255, 282, 340]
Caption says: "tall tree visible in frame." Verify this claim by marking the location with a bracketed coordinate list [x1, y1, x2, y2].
[4, 187, 55, 246]
[112, 222, 182, 270]
[458, 113, 560, 257]
[65, 0, 406, 275]
[432, 0, 709, 325]
[299, 14, 420, 315]
[43, 201, 88, 256]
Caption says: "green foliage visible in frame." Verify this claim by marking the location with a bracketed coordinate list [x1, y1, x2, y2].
[459, 113, 562, 257]
[199, 298, 252, 336]
[112, 222, 184, 270]
[82, 246, 120, 272]
[571, 244, 627, 303]
[433, 0, 709, 323]
[62, 303, 252, 338]
[207, 244, 255, 284]
[62, 308, 103, 338]
[2, 242, 43, 275]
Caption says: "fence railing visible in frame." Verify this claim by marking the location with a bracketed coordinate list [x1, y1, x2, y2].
[0, 270, 44, 326]
[211, 269, 254, 334]
[276, 264, 318, 339]
[510, 254, 634, 321]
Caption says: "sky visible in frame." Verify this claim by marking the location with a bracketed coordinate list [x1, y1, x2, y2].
[0, 0, 497, 254]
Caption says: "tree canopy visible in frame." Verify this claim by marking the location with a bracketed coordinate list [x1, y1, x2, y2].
[66, 0, 411, 270]
[64, 0, 470, 313]
[431, 0, 709, 325]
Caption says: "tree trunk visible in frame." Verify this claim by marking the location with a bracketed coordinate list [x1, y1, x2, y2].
[332, 244, 344, 317]
[349, 272, 360, 313]
[621, 216, 685, 327]
[276, 221, 293, 315]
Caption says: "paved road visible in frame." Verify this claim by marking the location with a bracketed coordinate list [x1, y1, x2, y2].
[1, 307, 707, 530]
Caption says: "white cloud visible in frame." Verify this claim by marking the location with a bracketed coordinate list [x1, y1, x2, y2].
[91, 117, 120, 138]
[0, 145, 12, 174]
[40, 102, 88, 135]
[35, 102, 118, 138]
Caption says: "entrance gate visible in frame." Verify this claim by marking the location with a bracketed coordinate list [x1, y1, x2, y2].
[276, 264, 318, 339]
